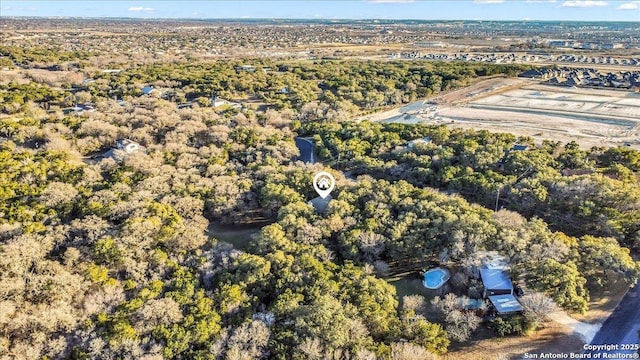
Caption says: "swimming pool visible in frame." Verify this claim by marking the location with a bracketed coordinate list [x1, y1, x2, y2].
[423, 267, 451, 289]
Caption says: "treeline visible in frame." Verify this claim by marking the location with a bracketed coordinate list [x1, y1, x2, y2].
[85, 60, 530, 112]
[0, 45, 90, 66]
[2, 57, 530, 117]
[0, 82, 72, 114]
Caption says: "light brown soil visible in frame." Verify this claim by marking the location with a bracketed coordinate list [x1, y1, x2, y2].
[572, 276, 631, 324]
[444, 323, 585, 360]
[435, 77, 533, 105]
[368, 79, 640, 150]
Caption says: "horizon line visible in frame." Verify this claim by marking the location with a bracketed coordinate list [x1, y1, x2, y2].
[1, 16, 639, 22]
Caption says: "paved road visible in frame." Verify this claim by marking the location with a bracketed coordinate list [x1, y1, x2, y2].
[294, 137, 315, 164]
[585, 281, 640, 357]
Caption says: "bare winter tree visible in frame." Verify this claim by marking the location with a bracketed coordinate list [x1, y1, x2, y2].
[223, 320, 271, 360]
[133, 297, 184, 333]
[40, 181, 78, 208]
[520, 292, 557, 323]
[296, 337, 324, 360]
[431, 294, 481, 342]
[389, 342, 437, 360]
[357, 232, 387, 263]
[402, 295, 427, 317]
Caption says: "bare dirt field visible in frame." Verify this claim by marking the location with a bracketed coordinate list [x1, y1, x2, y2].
[368, 78, 640, 150]
[437, 85, 640, 149]
[435, 77, 534, 105]
[355, 77, 529, 123]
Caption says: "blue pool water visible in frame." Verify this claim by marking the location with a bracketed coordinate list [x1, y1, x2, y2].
[423, 268, 451, 289]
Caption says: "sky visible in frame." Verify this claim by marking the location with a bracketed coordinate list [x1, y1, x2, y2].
[1, 0, 638, 21]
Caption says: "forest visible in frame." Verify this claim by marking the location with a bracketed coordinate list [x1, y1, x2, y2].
[1, 53, 639, 360]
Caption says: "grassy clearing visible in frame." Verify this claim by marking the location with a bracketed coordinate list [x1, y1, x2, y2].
[207, 221, 270, 251]
[390, 272, 439, 300]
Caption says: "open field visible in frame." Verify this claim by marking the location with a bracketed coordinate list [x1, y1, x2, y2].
[439, 85, 640, 149]
[206, 222, 269, 251]
[355, 77, 529, 123]
[369, 78, 640, 150]
[472, 85, 640, 121]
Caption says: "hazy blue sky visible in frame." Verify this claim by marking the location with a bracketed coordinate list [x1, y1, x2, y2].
[1, 1, 638, 21]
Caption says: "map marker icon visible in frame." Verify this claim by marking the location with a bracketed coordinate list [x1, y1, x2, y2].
[313, 171, 335, 199]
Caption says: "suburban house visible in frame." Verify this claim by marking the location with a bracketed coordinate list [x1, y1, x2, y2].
[498, 144, 529, 166]
[543, 67, 639, 89]
[481, 268, 514, 297]
[116, 139, 141, 154]
[473, 251, 524, 315]
[236, 65, 256, 72]
[211, 96, 242, 110]
[100, 139, 143, 162]
[63, 103, 95, 115]
[141, 85, 157, 95]
[518, 68, 561, 79]
[407, 136, 432, 149]
[509, 144, 528, 152]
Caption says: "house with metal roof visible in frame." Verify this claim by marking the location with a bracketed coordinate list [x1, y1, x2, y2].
[480, 268, 523, 315]
[141, 85, 156, 95]
[480, 268, 513, 297]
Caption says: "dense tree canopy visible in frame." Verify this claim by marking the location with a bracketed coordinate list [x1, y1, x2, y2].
[1, 52, 638, 359]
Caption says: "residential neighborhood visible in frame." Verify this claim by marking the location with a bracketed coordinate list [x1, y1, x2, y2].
[518, 67, 640, 90]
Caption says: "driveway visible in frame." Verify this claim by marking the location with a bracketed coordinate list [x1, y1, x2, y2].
[548, 310, 601, 344]
[294, 137, 315, 164]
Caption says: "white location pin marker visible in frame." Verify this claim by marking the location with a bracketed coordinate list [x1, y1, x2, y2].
[313, 171, 335, 199]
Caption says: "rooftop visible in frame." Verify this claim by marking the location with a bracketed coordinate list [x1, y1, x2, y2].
[488, 294, 523, 314]
[308, 195, 332, 214]
[480, 268, 513, 291]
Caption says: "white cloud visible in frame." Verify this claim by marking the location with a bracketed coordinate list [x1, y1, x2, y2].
[525, 0, 557, 3]
[2, 6, 38, 11]
[616, 2, 638, 9]
[363, 0, 415, 3]
[473, 0, 505, 3]
[561, 1, 608, 7]
[128, 6, 154, 12]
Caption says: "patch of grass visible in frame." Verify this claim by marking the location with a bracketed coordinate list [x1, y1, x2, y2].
[207, 222, 269, 251]
[389, 273, 441, 302]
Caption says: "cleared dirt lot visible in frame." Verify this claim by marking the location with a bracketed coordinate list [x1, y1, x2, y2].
[437, 85, 640, 149]
[370, 78, 640, 150]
